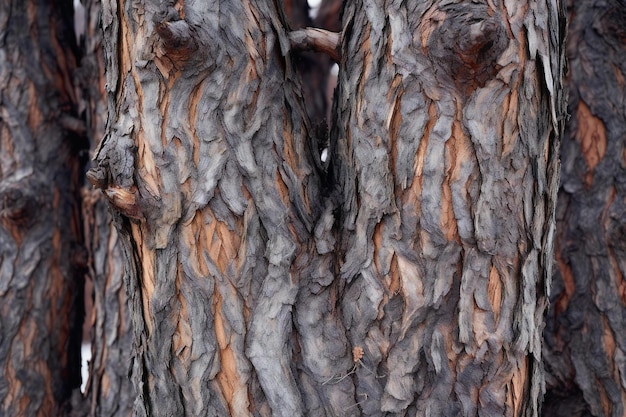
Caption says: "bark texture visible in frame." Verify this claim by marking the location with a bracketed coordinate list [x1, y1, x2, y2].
[81, 195, 134, 417]
[77, 1, 135, 416]
[331, 1, 565, 415]
[91, 0, 566, 416]
[542, 2, 626, 416]
[0, 0, 86, 415]
[92, 0, 352, 415]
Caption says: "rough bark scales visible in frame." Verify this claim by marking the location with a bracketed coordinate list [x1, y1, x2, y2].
[80, 195, 134, 417]
[76, 2, 135, 415]
[332, 1, 565, 415]
[92, 0, 352, 415]
[543, 2, 626, 416]
[92, 0, 566, 416]
[0, 0, 87, 415]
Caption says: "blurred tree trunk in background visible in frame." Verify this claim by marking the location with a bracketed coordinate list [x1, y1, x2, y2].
[0, 0, 87, 415]
[542, 2, 626, 416]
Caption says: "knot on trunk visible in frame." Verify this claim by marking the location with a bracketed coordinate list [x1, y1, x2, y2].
[87, 166, 143, 221]
[155, 20, 198, 61]
[0, 181, 40, 227]
[426, 4, 508, 98]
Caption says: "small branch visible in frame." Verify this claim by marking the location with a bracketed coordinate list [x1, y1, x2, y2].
[288, 28, 341, 62]
[103, 186, 143, 220]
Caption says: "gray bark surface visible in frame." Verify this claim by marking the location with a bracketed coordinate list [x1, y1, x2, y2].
[0, 0, 87, 415]
[93, 0, 351, 415]
[542, 2, 626, 416]
[77, 1, 135, 416]
[332, 0, 565, 415]
[90, 0, 566, 416]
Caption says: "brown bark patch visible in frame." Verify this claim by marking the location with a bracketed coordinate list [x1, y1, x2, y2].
[601, 316, 616, 374]
[155, 20, 198, 62]
[275, 169, 291, 208]
[554, 246, 575, 315]
[132, 224, 155, 334]
[487, 264, 502, 324]
[441, 176, 457, 242]
[373, 221, 384, 275]
[387, 74, 403, 179]
[103, 186, 142, 220]
[26, 83, 43, 132]
[101, 373, 110, 398]
[182, 212, 210, 277]
[388, 253, 401, 296]
[213, 290, 236, 410]
[502, 89, 519, 158]
[173, 293, 192, 363]
[607, 241, 626, 306]
[418, 6, 447, 50]
[207, 213, 241, 275]
[615, 65, 625, 89]
[508, 356, 528, 416]
[356, 22, 372, 127]
[188, 83, 204, 165]
[598, 379, 612, 417]
[575, 100, 607, 187]
[442, 121, 465, 243]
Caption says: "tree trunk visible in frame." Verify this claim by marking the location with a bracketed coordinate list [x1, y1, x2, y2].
[0, 0, 87, 415]
[92, 0, 347, 415]
[542, 2, 626, 416]
[75, 1, 135, 415]
[330, 1, 565, 415]
[90, 0, 565, 416]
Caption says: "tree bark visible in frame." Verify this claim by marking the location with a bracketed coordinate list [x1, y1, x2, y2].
[331, 0, 565, 415]
[542, 2, 626, 416]
[91, 0, 565, 416]
[92, 0, 350, 415]
[0, 0, 87, 415]
[75, 1, 135, 415]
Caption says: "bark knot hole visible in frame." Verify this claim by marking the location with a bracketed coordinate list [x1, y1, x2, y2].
[428, 5, 508, 97]
[155, 20, 198, 59]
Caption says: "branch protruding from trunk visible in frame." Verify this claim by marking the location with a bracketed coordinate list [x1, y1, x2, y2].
[288, 28, 340, 62]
